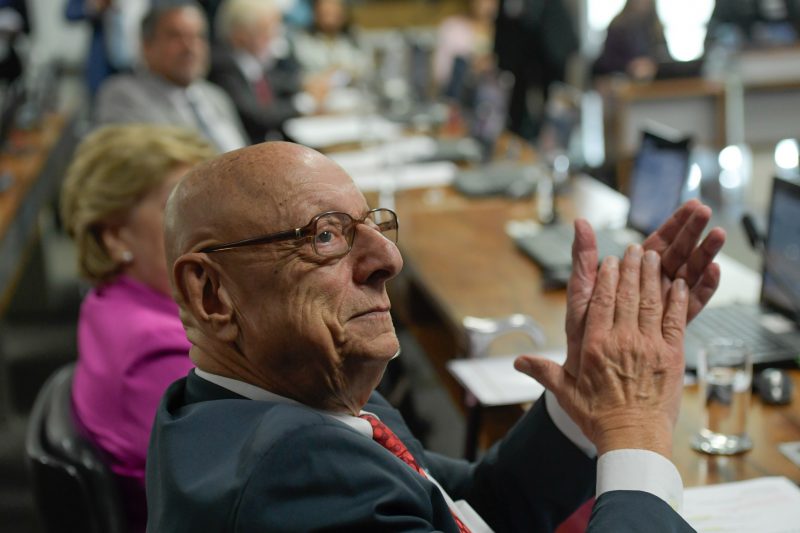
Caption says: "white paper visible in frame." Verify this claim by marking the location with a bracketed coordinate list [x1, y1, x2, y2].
[707, 253, 761, 308]
[349, 161, 457, 192]
[284, 114, 402, 149]
[446, 350, 566, 407]
[329, 136, 439, 172]
[682, 476, 800, 533]
[779, 441, 800, 468]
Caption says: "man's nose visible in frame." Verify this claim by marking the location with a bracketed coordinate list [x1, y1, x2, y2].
[350, 224, 403, 286]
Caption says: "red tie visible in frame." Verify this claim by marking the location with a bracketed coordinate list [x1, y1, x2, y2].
[360, 414, 471, 533]
[253, 76, 273, 106]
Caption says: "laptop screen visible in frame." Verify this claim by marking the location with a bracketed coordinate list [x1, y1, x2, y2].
[627, 130, 691, 235]
[761, 176, 800, 321]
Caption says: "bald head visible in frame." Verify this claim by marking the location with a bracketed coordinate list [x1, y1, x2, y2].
[164, 141, 336, 268]
[164, 141, 404, 413]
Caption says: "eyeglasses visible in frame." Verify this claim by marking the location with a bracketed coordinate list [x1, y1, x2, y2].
[199, 208, 398, 258]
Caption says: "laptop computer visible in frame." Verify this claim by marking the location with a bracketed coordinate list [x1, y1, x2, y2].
[512, 129, 692, 284]
[685, 176, 800, 370]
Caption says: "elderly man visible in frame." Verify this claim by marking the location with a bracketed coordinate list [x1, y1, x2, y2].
[208, 0, 306, 143]
[95, 1, 247, 153]
[148, 141, 724, 531]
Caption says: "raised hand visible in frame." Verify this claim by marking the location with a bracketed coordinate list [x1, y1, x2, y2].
[641, 199, 725, 321]
[561, 200, 723, 378]
[516, 245, 689, 457]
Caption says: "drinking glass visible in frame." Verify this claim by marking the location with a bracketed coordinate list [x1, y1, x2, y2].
[691, 338, 753, 455]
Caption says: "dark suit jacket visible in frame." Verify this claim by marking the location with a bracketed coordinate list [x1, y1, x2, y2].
[146, 370, 694, 532]
[208, 46, 302, 143]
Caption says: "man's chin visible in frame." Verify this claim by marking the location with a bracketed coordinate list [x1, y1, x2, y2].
[345, 332, 399, 364]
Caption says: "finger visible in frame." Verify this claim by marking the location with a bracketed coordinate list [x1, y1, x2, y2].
[642, 199, 700, 254]
[568, 219, 599, 303]
[687, 262, 721, 322]
[614, 244, 643, 328]
[663, 278, 689, 347]
[679, 227, 726, 288]
[639, 250, 663, 333]
[585, 256, 620, 334]
[514, 355, 567, 396]
[659, 204, 713, 277]
[565, 219, 598, 376]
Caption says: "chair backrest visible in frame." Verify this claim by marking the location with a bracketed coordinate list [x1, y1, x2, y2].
[25, 363, 128, 533]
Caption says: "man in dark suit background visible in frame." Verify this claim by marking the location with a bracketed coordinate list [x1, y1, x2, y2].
[147, 140, 724, 531]
[494, 0, 578, 141]
[208, 0, 310, 143]
[95, 1, 248, 153]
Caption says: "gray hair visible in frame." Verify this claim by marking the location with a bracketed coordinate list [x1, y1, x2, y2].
[216, 0, 280, 44]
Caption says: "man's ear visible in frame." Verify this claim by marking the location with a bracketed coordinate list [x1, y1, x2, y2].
[173, 254, 239, 342]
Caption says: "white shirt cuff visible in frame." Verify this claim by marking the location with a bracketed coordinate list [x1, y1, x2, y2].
[545, 389, 596, 457]
[597, 449, 684, 512]
[545, 390, 684, 511]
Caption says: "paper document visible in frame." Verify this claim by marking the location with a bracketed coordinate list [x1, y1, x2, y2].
[329, 136, 439, 172]
[284, 114, 401, 149]
[682, 476, 800, 533]
[447, 350, 566, 407]
[707, 253, 761, 308]
[350, 161, 457, 192]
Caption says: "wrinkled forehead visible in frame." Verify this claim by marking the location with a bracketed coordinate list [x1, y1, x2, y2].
[232, 147, 366, 233]
[153, 6, 207, 36]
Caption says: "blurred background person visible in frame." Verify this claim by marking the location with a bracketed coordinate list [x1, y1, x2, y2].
[706, 0, 800, 49]
[592, 0, 668, 82]
[494, 0, 578, 141]
[0, 0, 29, 84]
[209, 0, 305, 143]
[292, 0, 368, 87]
[95, 1, 247, 152]
[432, 0, 498, 92]
[59, 124, 215, 533]
[64, 0, 149, 100]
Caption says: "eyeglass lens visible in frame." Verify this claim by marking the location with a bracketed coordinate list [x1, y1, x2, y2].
[312, 210, 397, 257]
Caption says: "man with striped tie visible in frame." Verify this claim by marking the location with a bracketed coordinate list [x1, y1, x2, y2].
[95, 1, 248, 153]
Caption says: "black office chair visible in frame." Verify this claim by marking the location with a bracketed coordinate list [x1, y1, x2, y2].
[25, 363, 128, 533]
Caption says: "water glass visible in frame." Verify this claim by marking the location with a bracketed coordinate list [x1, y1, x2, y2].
[691, 338, 753, 455]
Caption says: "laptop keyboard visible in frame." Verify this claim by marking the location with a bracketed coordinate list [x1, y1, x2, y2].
[685, 306, 795, 368]
[514, 224, 636, 272]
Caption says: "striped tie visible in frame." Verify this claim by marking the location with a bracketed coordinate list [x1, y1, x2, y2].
[360, 414, 471, 533]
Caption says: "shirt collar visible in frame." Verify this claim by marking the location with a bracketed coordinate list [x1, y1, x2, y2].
[193, 368, 374, 437]
[232, 50, 267, 83]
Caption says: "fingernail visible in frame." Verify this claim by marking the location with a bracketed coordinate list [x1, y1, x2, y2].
[627, 244, 642, 258]
[645, 250, 659, 264]
[514, 357, 532, 373]
[674, 278, 687, 295]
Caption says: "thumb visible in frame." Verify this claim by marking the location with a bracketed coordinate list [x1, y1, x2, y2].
[514, 355, 565, 395]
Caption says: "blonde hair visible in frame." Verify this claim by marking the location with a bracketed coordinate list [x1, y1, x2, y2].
[60, 124, 216, 285]
[216, 0, 279, 44]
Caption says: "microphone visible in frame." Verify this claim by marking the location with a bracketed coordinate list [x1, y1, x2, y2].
[741, 213, 765, 252]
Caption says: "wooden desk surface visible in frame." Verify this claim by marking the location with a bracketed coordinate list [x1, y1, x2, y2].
[390, 182, 800, 486]
[0, 113, 70, 314]
[676, 374, 800, 487]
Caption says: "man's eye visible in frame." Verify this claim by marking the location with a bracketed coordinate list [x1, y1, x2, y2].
[316, 230, 335, 244]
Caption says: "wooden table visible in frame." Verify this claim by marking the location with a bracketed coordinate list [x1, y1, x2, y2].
[388, 182, 800, 486]
[0, 113, 73, 314]
[0, 112, 75, 424]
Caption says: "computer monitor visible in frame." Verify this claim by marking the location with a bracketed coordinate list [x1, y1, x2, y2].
[627, 130, 692, 235]
[761, 176, 800, 322]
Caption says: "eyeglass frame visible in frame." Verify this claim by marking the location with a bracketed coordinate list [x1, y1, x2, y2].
[198, 207, 398, 258]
